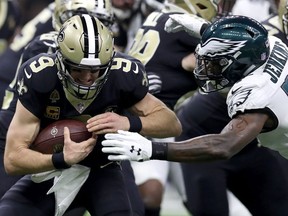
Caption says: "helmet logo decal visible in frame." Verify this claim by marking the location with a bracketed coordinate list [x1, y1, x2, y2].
[198, 38, 247, 57]
[228, 87, 252, 114]
[58, 27, 65, 42]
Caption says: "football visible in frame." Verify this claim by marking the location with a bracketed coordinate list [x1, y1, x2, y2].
[30, 119, 92, 154]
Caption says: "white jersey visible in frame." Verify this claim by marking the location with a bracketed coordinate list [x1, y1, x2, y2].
[227, 36, 288, 158]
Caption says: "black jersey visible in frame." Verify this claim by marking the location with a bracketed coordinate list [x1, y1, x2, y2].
[0, 3, 54, 106]
[0, 31, 58, 145]
[15, 51, 148, 167]
[128, 11, 199, 109]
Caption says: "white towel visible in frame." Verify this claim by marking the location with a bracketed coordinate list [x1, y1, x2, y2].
[31, 164, 91, 216]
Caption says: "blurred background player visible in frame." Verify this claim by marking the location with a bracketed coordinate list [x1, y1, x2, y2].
[127, 0, 220, 215]
[0, 0, 21, 54]
[0, 1, 54, 106]
[111, 0, 164, 52]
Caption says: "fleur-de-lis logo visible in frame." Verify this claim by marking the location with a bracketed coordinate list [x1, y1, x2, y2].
[17, 78, 28, 95]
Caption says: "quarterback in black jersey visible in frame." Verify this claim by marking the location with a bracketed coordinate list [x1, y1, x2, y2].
[0, 15, 181, 216]
[0, 0, 115, 202]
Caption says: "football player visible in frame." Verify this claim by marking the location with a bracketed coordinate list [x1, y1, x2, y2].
[0, 1, 139, 216]
[126, 0, 216, 215]
[102, 14, 288, 216]
[0, 0, 21, 54]
[0, 14, 181, 216]
[0, 0, 114, 198]
[165, 1, 288, 215]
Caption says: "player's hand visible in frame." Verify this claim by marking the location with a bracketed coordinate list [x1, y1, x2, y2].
[164, 13, 209, 38]
[87, 112, 130, 134]
[63, 127, 97, 165]
[102, 130, 152, 161]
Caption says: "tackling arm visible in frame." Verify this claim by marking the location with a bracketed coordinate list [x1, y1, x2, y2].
[102, 112, 268, 162]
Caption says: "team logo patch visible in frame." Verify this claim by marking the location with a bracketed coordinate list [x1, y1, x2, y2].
[228, 87, 252, 114]
[49, 90, 60, 103]
[44, 106, 60, 120]
[17, 78, 28, 95]
[198, 38, 247, 57]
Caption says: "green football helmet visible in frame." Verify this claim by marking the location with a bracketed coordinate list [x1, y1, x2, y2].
[194, 15, 269, 93]
[53, 0, 114, 31]
[56, 14, 115, 100]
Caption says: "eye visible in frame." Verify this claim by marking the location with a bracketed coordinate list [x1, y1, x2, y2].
[71, 68, 82, 73]
[90, 69, 100, 74]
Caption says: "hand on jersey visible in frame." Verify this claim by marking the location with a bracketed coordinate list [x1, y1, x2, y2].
[164, 13, 209, 38]
[102, 130, 152, 162]
[87, 112, 130, 134]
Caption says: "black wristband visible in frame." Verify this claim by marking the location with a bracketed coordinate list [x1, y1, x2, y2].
[151, 142, 168, 160]
[127, 115, 142, 132]
[52, 152, 71, 169]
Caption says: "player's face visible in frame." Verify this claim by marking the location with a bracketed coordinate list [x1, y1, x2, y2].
[70, 68, 100, 86]
[112, 0, 135, 9]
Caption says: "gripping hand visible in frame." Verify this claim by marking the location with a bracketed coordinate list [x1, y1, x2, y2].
[164, 13, 209, 38]
[102, 130, 152, 162]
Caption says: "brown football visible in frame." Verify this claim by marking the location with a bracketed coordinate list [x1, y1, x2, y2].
[30, 119, 92, 154]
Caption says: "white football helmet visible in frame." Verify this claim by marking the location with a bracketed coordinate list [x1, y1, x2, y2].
[53, 0, 114, 31]
[56, 14, 115, 100]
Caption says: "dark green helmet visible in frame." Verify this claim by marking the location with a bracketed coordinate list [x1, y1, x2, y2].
[194, 15, 269, 93]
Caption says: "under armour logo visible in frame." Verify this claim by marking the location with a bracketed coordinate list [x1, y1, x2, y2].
[130, 145, 142, 155]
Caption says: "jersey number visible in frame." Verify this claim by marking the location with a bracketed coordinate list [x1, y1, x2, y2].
[128, 12, 162, 65]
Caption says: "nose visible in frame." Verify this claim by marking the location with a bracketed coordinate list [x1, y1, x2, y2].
[77, 70, 96, 85]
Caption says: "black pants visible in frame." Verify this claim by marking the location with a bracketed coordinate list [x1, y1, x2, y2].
[0, 162, 144, 216]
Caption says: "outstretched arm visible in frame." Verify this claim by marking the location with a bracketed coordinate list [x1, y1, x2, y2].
[164, 13, 210, 38]
[102, 112, 268, 162]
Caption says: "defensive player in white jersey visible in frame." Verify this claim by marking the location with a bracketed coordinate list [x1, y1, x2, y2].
[102, 15, 288, 216]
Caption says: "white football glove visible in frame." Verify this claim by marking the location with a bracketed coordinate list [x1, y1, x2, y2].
[102, 130, 152, 162]
[164, 13, 209, 38]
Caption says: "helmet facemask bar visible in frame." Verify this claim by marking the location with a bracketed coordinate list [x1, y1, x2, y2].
[194, 54, 231, 93]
